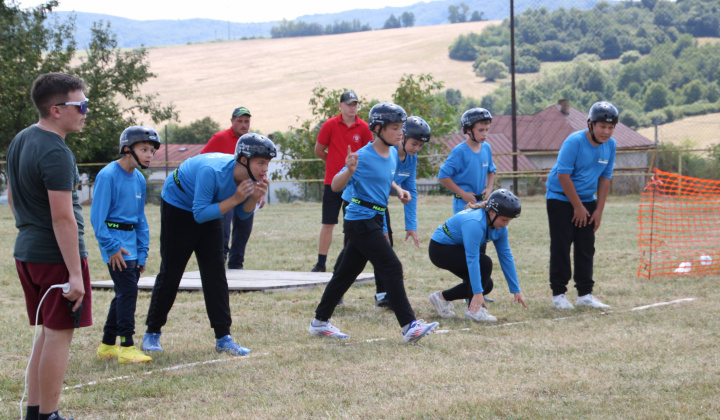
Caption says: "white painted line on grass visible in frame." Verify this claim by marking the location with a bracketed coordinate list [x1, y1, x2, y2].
[64, 353, 267, 391]
[631, 298, 695, 311]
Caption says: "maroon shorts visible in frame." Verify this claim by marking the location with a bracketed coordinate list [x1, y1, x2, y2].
[16, 258, 93, 329]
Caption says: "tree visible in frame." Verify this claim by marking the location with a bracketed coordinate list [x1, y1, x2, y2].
[474, 59, 508, 81]
[270, 19, 324, 38]
[270, 86, 352, 201]
[644, 82, 670, 111]
[69, 21, 176, 178]
[448, 33, 479, 61]
[448, 3, 470, 24]
[383, 14, 401, 30]
[619, 50, 642, 64]
[0, 1, 176, 179]
[0, 0, 75, 160]
[445, 88, 462, 106]
[400, 11, 415, 28]
[641, 0, 659, 10]
[164, 117, 221, 144]
[469, 11, 485, 22]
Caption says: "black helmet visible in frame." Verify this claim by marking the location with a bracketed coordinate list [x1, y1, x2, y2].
[119, 125, 160, 155]
[234, 133, 277, 162]
[588, 102, 619, 124]
[402, 116, 432, 143]
[486, 189, 521, 218]
[368, 102, 407, 130]
[461, 108, 492, 134]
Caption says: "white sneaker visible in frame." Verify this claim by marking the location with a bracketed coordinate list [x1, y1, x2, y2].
[429, 291, 456, 318]
[552, 294, 575, 309]
[576, 294, 610, 309]
[308, 319, 349, 339]
[464, 307, 498, 323]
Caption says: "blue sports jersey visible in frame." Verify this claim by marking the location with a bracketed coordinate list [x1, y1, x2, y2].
[90, 161, 150, 266]
[431, 208, 520, 295]
[393, 145, 419, 231]
[343, 143, 398, 221]
[161, 153, 253, 223]
[438, 141, 496, 214]
[546, 130, 616, 202]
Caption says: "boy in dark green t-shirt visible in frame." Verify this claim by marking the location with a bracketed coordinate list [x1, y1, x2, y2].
[7, 72, 92, 420]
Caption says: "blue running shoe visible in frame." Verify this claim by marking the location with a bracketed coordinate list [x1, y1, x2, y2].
[142, 333, 163, 352]
[216, 335, 251, 356]
[402, 319, 439, 344]
[308, 319, 349, 339]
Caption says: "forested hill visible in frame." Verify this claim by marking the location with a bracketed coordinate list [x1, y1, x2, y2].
[50, 0, 612, 48]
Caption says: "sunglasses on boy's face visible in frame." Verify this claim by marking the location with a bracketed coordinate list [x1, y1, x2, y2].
[54, 100, 89, 115]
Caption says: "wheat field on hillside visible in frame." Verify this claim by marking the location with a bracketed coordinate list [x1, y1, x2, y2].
[138, 21, 500, 133]
[638, 113, 720, 149]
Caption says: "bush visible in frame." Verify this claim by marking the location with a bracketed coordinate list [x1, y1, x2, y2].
[448, 34, 479, 61]
[515, 56, 541, 73]
[274, 187, 300, 203]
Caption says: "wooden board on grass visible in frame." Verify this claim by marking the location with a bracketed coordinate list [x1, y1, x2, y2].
[91, 269, 374, 292]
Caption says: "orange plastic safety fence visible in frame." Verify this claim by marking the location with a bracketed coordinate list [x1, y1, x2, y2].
[638, 168, 720, 278]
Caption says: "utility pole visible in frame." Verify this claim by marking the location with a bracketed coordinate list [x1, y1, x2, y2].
[510, 0, 518, 194]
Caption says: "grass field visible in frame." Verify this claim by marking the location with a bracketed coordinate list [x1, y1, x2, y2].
[137, 21, 500, 133]
[1, 195, 719, 419]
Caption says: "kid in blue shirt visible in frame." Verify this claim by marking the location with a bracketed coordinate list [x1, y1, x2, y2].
[438, 108, 496, 215]
[428, 189, 527, 323]
[546, 102, 618, 310]
[92, 126, 158, 363]
[373, 115, 432, 307]
[143, 133, 275, 356]
[308, 103, 438, 344]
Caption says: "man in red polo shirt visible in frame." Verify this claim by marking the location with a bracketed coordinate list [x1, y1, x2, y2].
[201, 106, 257, 269]
[310, 91, 373, 272]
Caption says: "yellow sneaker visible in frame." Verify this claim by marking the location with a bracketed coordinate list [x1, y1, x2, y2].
[118, 346, 152, 364]
[97, 343, 119, 360]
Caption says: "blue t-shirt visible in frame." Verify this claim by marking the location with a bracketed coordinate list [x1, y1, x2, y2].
[90, 161, 150, 266]
[438, 141, 496, 214]
[161, 153, 254, 223]
[340, 145, 418, 233]
[343, 143, 398, 221]
[393, 146, 419, 231]
[431, 208, 520, 295]
[546, 130, 616, 202]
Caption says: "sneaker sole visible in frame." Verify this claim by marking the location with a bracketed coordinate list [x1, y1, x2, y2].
[464, 314, 498, 323]
[308, 331, 349, 339]
[97, 353, 118, 360]
[405, 323, 439, 344]
[576, 303, 610, 309]
[119, 357, 152, 364]
[216, 349, 251, 356]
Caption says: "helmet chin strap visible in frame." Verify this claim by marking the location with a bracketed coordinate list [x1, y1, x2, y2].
[487, 212, 499, 229]
[467, 130, 480, 143]
[238, 157, 257, 182]
[376, 129, 394, 147]
[588, 122, 601, 146]
[124, 149, 149, 170]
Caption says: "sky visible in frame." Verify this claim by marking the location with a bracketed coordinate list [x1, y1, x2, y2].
[20, 0, 428, 22]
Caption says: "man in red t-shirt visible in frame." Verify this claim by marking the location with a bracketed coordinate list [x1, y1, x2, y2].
[310, 91, 373, 272]
[201, 106, 256, 269]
